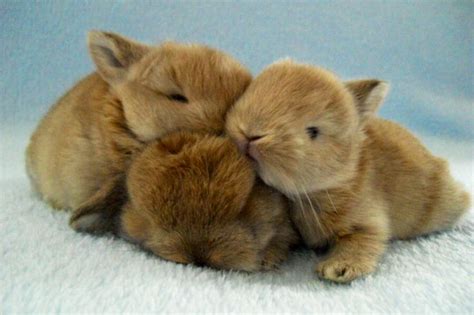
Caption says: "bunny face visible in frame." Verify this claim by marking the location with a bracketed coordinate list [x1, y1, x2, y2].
[226, 60, 388, 196]
[88, 32, 252, 141]
[119, 132, 294, 271]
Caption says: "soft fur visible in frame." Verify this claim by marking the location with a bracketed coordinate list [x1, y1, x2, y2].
[226, 60, 471, 282]
[72, 131, 299, 271]
[26, 31, 252, 220]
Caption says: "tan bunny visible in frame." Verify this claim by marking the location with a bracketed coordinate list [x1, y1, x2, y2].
[70, 131, 299, 271]
[226, 60, 470, 282]
[26, 30, 252, 230]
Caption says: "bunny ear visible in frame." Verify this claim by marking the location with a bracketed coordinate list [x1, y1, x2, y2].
[69, 175, 127, 234]
[87, 30, 150, 84]
[345, 79, 389, 123]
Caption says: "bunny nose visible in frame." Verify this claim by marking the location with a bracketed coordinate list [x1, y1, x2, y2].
[237, 135, 264, 155]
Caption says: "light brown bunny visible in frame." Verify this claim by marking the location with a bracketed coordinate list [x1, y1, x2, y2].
[226, 59, 470, 282]
[26, 30, 252, 228]
[70, 131, 299, 271]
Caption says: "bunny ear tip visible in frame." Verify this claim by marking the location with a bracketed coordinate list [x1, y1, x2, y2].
[87, 30, 108, 45]
[374, 81, 390, 98]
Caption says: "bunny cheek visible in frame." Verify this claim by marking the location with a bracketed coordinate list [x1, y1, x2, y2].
[243, 138, 306, 195]
[259, 141, 359, 196]
[113, 44, 251, 143]
[126, 222, 262, 271]
[171, 228, 261, 272]
[120, 210, 191, 265]
[150, 227, 262, 271]
[114, 84, 192, 142]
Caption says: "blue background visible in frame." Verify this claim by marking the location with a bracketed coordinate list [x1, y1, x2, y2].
[1, 1, 473, 141]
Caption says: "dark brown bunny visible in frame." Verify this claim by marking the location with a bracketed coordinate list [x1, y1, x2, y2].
[72, 131, 299, 271]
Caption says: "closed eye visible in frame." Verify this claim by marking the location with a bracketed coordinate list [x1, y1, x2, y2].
[168, 94, 188, 103]
[306, 127, 319, 139]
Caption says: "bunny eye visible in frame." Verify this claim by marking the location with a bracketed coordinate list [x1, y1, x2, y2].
[168, 94, 188, 103]
[306, 127, 319, 140]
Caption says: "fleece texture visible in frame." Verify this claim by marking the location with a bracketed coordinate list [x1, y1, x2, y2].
[1, 129, 473, 313]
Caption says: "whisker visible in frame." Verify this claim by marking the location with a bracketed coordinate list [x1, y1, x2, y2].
[283, 178, 314, 233]
[295, 174, 331, 237]
[301, 185, 327, 236]
[325, 189, 339, 215]
[284, 179, 313, 236]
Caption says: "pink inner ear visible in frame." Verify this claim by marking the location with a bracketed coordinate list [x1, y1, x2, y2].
[95, 45, 124, 68]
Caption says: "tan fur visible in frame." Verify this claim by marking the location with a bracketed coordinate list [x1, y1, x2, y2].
[26, 31, 252, 213]
[73, 131, 299, 271]
[226, 60, 470, 282]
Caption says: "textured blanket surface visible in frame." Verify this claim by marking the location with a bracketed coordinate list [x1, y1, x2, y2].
[1, 130, 473, 314]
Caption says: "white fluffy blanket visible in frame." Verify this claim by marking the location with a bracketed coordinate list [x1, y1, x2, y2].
[1, 131, 473, 313]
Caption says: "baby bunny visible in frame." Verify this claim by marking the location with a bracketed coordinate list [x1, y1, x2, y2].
[226, 60, 470, 282]
[26, 30, 252, 229]
[71, 131, 299, 271]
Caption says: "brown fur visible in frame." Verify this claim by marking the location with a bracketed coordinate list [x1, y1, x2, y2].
[74, 131, 299, 271]
[226, 60, 470, 282]
[26, 31, 252, 218]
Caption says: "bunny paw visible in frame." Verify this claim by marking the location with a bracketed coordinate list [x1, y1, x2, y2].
[315, 257, 375, 283]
